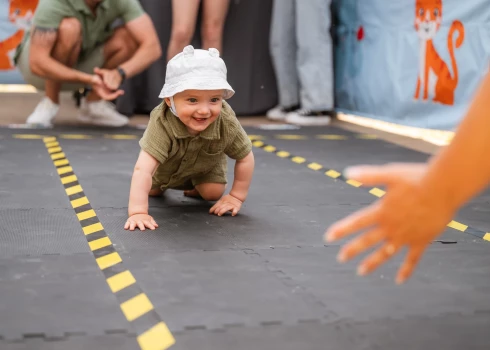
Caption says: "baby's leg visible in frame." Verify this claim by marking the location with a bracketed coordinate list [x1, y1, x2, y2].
[193, 183, 226, 201]
[189, 164, 227, 200]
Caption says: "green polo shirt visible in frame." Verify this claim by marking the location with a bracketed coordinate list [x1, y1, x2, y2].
[140, 100, 253, 190]
[15, 0, 144, 62]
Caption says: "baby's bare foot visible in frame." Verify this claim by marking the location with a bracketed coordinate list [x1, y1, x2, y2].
[183, 188, 201, 198]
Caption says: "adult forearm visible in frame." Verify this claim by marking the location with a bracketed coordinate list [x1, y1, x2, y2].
[229, 152, 255, 202]
[119, 42, 161, 78]
[422, 72, 490, 211]
[30, 56, 92, 84]
[128, 169, 153, 216]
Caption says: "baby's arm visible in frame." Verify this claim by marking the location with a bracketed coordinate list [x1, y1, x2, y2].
[229, 151, 255, 202]
[125, 150, 160, 231]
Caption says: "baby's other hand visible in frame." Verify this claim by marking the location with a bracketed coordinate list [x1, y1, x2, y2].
[209, 194, 242, 216]
[125, 213, 159, 231]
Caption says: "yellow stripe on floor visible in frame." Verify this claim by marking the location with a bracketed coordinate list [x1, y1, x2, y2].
[57, 166, 73, 175]
[65, 184, 83, 196]
[308, 162, 323, 171]
[346, 179, 362, 187]
[51, 152, 66, 160]
[89, 237, 112, 251]
[83, 222, 104, 235]
[276, 151, 290, 158]
[291, 156, 306, 164]
[120, 293, 154, 322]
[447, 220, 468, 232]
[369, 188, 386, 197]
[325, 170, 341, 178]
[106, 270, 136, 293]
[96, 252, 122, 270]
[137, 322, 175, 350]
[61, 174, 78, 185]
[71, 196, 89, 208]
[54, 159, 69, 167]
[77, 209, 96, 221]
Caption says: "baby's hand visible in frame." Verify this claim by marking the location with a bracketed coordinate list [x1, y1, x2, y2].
[209, 194, 242, 216]
[125, 213, 159, 231]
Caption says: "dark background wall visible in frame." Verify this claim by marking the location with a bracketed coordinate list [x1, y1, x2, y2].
[116, 0, 279, 117]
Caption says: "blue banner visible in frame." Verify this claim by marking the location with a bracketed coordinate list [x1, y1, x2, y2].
[0, 0, 38, 84]
[333, 0, 490, 131]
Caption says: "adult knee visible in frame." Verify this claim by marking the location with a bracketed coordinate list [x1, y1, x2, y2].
[112, 27, 138, 58]
[57, 18, 82, 47]
[201, 20, 223, 43]
[170, 26, 194, 45]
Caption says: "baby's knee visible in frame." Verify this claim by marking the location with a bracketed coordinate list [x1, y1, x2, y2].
[196, 183, 225, 201]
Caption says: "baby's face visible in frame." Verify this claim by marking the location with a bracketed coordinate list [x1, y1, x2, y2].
[167, 90, 224, 135]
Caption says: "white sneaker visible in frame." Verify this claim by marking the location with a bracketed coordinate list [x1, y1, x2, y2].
[26, 97, 59, 126]
[77, 99, 129, 127]
[266, 104, 300, 121]
[285, 109, 333, 126]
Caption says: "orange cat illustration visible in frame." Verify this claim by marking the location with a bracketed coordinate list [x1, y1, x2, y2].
[414, 0, 464, 105]
[0, 0, 39, 70]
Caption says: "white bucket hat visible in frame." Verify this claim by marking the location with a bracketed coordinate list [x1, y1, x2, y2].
[159, 45, 235, 101]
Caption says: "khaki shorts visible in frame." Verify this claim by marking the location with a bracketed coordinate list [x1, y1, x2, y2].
[16, 36, 105, 92]
[152, 163, 228, 192]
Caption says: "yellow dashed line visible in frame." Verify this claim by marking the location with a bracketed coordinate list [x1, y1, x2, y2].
[60, 134, 93, 139]
[45, 141, 59, 148]
[357, 134, 378, 139]
[263, 145, 276, 152]
[41, 137, 174, 349]
[51, 152, 66, 160]
[61, 174, 78, 185]
[77, 209, 97, 221]
[137, 323, 175, 350]
[275, 134, 307, 140]
[96, 252, 122, 270]
[89, 237, 113, 251]
[57, 166, 73, 175]
[248, 135, 263, 140]
[346, 179, 363, 187]
[54, 159, 69, 167]
[48, 146, 62, 154]
[276, 151, 290, 158]
[252, 140, 264, 147]
[83, 222, 104, 236]
[369, 188, 386, 197]
[107, 271, 136, 293]
[316, 134, 348, 140]
[484, 233, 490, 241]
[13, 134, 44, 139]
[291, 156, 306, 164]
[325, 169, 341, 178]
[65, 184, 83, 196]
[307, 162, 323, 171]
[448, 220, 468, 232]
[105, 134, 138, 140]
[71, 196, 89, 208]
[120, 293, 154, 322]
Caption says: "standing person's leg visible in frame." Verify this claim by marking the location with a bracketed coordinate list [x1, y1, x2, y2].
[201, 0, 230, 53]
[166, 0, 201, 61]
[266, 0, 300, 121]
[286, 0, 334, 126]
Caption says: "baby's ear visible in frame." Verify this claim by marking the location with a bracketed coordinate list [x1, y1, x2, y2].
[163, 98, 171, 107]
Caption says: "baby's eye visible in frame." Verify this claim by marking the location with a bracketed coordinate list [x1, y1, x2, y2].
[188, 98, 197, 103]
[211, 98, 221, 103]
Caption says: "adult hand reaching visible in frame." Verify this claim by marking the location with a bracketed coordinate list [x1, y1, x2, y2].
[324, 163, 457, 284]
